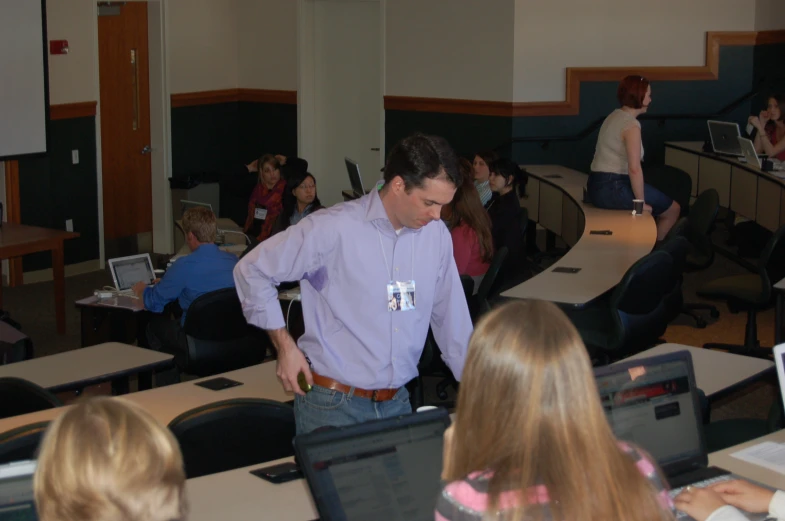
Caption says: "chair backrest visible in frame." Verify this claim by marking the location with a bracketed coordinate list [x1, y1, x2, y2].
[0, 377, 61, 420]
[0, 422, 49, 465]
[685, 189, 719, 267]
[657, 235, 690, 323]
[168, 398, 296, 479]
[758, 223, 785, 302]
[182, 288, 268, 376]
[459, 275, 474, 301]
[474, 246, 508, 317]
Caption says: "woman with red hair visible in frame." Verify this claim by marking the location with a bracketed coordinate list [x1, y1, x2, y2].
[587, 75, 680, 240]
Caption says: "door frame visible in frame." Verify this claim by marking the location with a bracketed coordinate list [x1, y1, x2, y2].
[92, 0, 173, 265]
[297, 0, 386, 176]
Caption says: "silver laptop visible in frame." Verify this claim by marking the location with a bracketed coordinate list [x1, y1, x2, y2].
[773, 343, 785, 406]
[344, 157, 366, 197]
[708, 120, 743, 157]
[0, 460, 37, 520]
[107, 253, 155, 291]
[180, 199, 212, 216]
[738, 137, 762, 169]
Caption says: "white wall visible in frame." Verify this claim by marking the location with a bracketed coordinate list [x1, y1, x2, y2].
[236, 0, 298, 90]
[385, 0, 515, 101]
[45, 0, 96, 104]
[756, 0, 785, 30]
[513, 0, 757, 102]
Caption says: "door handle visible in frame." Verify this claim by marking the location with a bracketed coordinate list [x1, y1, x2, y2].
[370, 147, 380, 151]
[141, 145, 152, 155]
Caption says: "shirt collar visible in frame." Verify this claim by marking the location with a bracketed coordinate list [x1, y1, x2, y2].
[363, 181, 424, 236]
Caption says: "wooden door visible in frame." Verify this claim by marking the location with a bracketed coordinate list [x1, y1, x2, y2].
[98, 2, 152, 240]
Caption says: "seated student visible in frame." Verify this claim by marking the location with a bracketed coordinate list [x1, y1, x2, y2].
[34, 396, 187, 521]
[473, 150, 497, 207]
[675, 479, 785, 521]
[749, 94, 785, 161]
[233, 154, 308, 180]
[243, 154, 287, 242]
[271, 171, 325, 236]
[437, 299, 674, 521]
[441, 159, 493, 293]
[587, 75, 680, 240]
[486, 158, 526, 275]
[134, 206, 238, 385]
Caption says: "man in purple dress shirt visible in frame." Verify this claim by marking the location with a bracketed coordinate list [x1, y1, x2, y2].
[234, 134, 473, 433]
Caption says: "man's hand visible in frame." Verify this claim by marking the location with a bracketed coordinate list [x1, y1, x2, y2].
[132, 281, 147, 300]
[710, 480, 775, 514]
[674, 487, 728, 521]
[268, 328, 312, 395]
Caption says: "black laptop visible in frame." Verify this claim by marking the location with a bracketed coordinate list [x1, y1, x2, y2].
[294, 408, 451, 521]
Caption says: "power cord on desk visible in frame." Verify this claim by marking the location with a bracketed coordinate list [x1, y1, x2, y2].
[94, 286, 139, 299]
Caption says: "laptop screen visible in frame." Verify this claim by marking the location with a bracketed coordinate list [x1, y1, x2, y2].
[345, 158, 365, 197]
[180, 200, 212, 217]
[296, 411, 448, 521]
[0, 461, 38, 521]
[596, 354, 703, 469]
[708, 120, 743, 156]
[110, 255, 154, 290]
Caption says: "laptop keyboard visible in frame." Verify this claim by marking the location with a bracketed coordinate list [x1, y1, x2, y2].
[670, 474, 734, 518]
[115, 289, 138, 298]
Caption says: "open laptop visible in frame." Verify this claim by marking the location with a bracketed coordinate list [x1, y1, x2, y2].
[107, 253, 155, 294]
[294, 407, 450, 521]
[344, 157, 366, 198]
[738, 136, 762, 168]
[180, 199, 212, 217]
[708, 120, 744, 157]
[772, 343, 785, 407]
[595, 351, 770, 520]
[0, 460, 38, 520]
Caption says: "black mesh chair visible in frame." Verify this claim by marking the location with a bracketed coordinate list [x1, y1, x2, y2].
[657, 235, 690, 325]
[168, 398, 296, 479]
[0, 422, 49, 464]
[0, 377, 62, 420]
[181, 288, 272, 377]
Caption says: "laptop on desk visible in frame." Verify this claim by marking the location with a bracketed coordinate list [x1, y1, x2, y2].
[294, 408, 450, 521]
[595, 351, 770, 520]
[107, 253, 155, 295]
[708, 120, 744, 157]
[345, 158, 367, 198]
[0, 460, 38, 520]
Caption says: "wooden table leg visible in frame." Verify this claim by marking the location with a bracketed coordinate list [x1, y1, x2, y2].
[52, 241, 66, 335]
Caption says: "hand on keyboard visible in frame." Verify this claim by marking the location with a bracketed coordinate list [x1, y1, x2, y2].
[709, 480, 775, 515]
[670, 475, 733, 519]
[673, 486, 728, 521]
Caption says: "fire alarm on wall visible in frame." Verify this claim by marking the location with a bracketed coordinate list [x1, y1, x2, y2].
[49, 40, 69, 55]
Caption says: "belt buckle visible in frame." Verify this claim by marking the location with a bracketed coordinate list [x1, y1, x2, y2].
[372, 390, 380, 402]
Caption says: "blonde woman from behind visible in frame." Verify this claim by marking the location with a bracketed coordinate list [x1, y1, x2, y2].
[438, 300, 675, 521]
[34, 396, 187, 521]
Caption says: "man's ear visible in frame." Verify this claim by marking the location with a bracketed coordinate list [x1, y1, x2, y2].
[390, 175, 405, 194]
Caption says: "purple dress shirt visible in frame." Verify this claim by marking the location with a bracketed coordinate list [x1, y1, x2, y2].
[234, 187, 472, 390]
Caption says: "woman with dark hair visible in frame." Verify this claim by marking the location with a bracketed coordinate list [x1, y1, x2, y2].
[473, 150, 498, 207]
[749, 94, 785, 161]
[272, 171, 324, 236]
[487, 157, 526, 268]
[442, 159, 494, 292]
[588, 75, 680, 240]
[243, 154, 287, 242]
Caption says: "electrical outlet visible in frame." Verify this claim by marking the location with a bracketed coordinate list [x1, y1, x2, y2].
[65, 219, 73, 232]
[71, 149, 79, 164]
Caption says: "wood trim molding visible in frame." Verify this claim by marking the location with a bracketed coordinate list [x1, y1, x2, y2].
[3, 161, 23, 287]
[50, 101, 97, 120]
[170, 88, 297, 108]
[385, 30, 784, 118]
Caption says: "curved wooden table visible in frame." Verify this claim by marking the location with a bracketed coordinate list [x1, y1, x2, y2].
[501, 165, 657, 307]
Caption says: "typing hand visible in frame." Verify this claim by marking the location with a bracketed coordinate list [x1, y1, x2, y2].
[709, 479, 774, 514]
[271, 330, 312, 396]
[131, 281, 147, 300]
[674, 487, 728, 521]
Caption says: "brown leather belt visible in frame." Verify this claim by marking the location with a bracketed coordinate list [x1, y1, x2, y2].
[312, 372, 399, 402]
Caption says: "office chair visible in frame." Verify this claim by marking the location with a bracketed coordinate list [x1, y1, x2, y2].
[0, 377, 62, 420]
[180, 288, 272, 378]
[566, 250, 674, 363]
[471, 246, 509, 321]
[704, 397, 784, 453]
[658, 235, 690, 325]
[697, 223, 785, 359]
[0, 422, 50, 464]
[168, 398, 296, 479]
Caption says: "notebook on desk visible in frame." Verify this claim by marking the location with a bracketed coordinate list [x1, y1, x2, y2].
[595, 351, 771, 520]
[0, 460, 38, 520]
[294, 408, 450, 521]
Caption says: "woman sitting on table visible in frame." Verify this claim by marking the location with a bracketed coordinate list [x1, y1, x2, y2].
[486, 158, 526, 267]
[34, 396, 187, 521]
[587, 75, 680, 240]
[473, 150, 498, 207]
[437, 299, 674, 521]
[271, 171, 324, 236]
[243, 154, 287, 242]
[441, 159, 493, 293]
[674, 479, 785, 521]
[749, 94, 785, 161]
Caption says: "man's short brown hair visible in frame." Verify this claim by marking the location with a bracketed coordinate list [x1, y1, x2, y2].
[182, 206, 217, 243]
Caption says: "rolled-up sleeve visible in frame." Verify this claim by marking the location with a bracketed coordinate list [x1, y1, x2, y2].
[430, 226, 473, 380]
[234, 215, 332, 330]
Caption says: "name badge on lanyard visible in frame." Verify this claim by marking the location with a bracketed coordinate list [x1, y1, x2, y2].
[254, 205, 268, 221]
[388, 280, 416, 312]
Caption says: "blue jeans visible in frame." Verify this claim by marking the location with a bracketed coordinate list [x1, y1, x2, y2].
[294, 384, 412, 434]
[587, 172, 673, 217]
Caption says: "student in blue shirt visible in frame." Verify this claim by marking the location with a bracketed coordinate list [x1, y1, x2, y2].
[133, 206, 238, 385]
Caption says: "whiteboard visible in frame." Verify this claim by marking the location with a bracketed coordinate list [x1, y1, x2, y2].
[0, 0, 49, 159]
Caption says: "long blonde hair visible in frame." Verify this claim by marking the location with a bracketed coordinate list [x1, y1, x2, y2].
[34, 397, 187, 521]
[446, 300, 671, 521]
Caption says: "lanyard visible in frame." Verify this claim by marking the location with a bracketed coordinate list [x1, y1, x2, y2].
[376, 228, 415, 282]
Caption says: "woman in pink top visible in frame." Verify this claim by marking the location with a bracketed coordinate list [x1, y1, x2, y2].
[749, 94, 785, 161]
[441, 159, 493, 293]
[437, 300, 674, 521]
